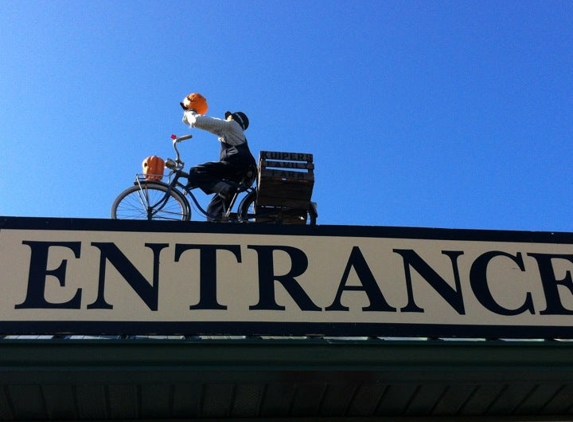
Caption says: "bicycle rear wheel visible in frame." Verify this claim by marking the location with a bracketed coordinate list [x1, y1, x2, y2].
[111, 182, 191, 221]
[237, 190, 258, 223]
[238, 191, 316, 225]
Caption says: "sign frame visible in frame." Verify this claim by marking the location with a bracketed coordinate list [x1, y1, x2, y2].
[1, 216, 573, 339]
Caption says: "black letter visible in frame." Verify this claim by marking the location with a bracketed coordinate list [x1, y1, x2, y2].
[16, 241, 82, 309]
[88, 243, 168, 311]
[527, 253, 573, 315]
[394, 249, 465, 314]
[175, 244, 241, 310]
[248, 245, 320, 311]
[470, 251, 534, 316]
[326, 246, 396, 312]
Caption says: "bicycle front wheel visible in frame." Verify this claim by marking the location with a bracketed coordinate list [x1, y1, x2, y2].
[111, 182, 191, 221]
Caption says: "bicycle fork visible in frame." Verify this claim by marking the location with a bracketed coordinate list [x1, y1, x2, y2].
[135, 180, 172, 221]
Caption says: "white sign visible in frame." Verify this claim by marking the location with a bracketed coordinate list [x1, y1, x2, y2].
[1, 217, 572, 337]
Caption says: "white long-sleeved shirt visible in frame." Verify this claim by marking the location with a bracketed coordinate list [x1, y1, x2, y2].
[183, 111, 246, 146]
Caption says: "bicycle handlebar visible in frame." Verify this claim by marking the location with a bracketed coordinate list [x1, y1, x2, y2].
[167, 134, 193, 170]
[174, 134, 192, 142]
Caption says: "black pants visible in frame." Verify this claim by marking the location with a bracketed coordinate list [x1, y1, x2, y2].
[187, 161, 249, 221]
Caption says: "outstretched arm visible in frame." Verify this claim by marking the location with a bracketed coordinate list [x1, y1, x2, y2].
[182, 111, 246, 146]
[183, 110, 229, 135]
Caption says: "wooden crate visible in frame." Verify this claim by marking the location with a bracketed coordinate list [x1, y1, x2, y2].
[256, 151, 314, 208]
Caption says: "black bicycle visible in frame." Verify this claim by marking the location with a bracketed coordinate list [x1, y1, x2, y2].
[111, 134, 317, 224]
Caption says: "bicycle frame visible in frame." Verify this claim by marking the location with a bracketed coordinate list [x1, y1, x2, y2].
[134, 134, 256, 221]
[114, 134, 317, 224]
[132, 172, 248, 222]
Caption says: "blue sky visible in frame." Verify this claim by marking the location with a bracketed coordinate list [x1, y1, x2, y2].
[1, 0, 571, 231]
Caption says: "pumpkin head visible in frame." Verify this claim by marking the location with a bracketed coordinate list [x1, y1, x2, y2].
[142, 156, 165, 181]
[180, 92, 208, 114]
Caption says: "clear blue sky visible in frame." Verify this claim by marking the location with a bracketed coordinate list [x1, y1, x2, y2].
[1, 0, 571, 231]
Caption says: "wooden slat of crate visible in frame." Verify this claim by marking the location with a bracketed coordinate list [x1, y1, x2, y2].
[255, 205, 308, 224]
[259, 151, 314, 164]
[257, 151, 314, 208]
[262, 160, 314, 170]
[259, 168, 314, 180]
[257, 184, 314, 207]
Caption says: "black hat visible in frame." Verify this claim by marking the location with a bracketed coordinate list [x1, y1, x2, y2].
[225, 111, 249, 130]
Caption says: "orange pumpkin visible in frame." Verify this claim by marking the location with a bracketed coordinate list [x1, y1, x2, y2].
[142, 156, 165, 181]
[182, 92, 208, 114]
